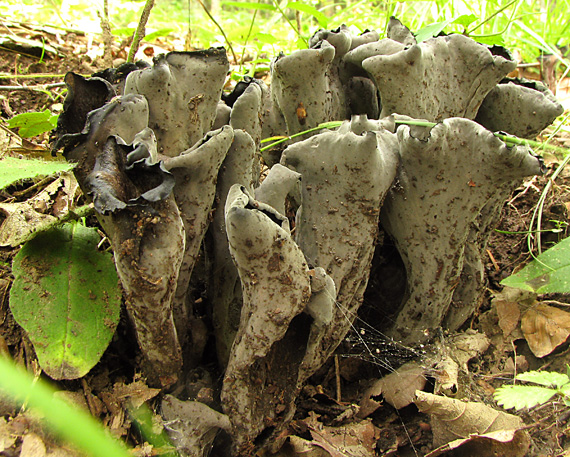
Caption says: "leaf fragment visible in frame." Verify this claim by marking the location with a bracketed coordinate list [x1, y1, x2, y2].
[501, 236, 570, 293]
[7, 109, 58, 138]
[0, 157, 74, 190]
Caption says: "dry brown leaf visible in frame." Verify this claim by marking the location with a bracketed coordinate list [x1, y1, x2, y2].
[495, 299, 520, 337]
[0, 173, 79, 247]
[425, 429, 530, 457]
[308, 420, 380, 457]
[0, 417, 17, 452]
[414, 391, 524, 448]
[433, 357, 459, 396]
[113, 381, 161, 409]
[521, 303, 570, 357]
[287, 436, 330, 457]
[446, 330, 490, 370]
[491, 287, 536, 341]
[359, 361, 426, 417]
[20, 433, 47, 457]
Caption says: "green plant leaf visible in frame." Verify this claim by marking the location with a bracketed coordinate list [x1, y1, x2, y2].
[7, 109, 58, 138]
[494, 385, 557, 410]
[286, 2, 328, 28]
[9, 222, 121, 380]
[516, 370, 570, 388]
[222, 1, 276, 11]
[474, 35, 505, 46]
[112, 27, 136, 37]
[501, 237, 570, 293]
[255, 31, 279, 45]
[0, 157, 75, 190]
[454, 14, 477, 29]
[415, 19, 456, 42]
[144, 28, 177, 41]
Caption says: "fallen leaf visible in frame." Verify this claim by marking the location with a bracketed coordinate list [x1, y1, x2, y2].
[113, 381, 161, 409]
[359, 361, 426, 416]
[161, 395, 231, 457]
[0, 201, 57, 247]
[0, 417, 17, 452]
[425, 429, 530, 457]
[446, 330, 491, 370]
[495, 298, 521, 337]
[20, 433, 47, 457]
[414, 391, 524, 448]
[433, 357, 459, 396]
[0, 173, 79, 247]
[521, 303, 570, 357]
[309, 420, 380, 457]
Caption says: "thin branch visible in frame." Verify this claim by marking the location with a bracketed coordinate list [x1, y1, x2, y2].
[127, 0, 155, 63]
[0, 73, 69, 79]
[195, 0, 238, 63]
[0, 82, 66, 91]
[98, 0, 113, 67]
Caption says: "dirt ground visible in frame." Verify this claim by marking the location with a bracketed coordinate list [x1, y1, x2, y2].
[1, 22, 570, 457]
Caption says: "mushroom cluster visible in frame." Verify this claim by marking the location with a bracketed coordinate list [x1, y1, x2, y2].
[53, 18, 562, 455]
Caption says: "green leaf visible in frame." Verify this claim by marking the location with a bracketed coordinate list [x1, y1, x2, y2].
[560, 383, 570, 398]
[286, 2, 328, 28]
[0, 157, 75, 190]
[501, 237, 570, 293]
[9, 222, 121, 380]
[516, 370, 570, 388]
[474, 35, 506, 46]
[494, 385, 557, 410]
[7, 109, 58, 138]
[254, 31, 279, 45]
[144, 28, 176, 41]
[454, 14, 477, 29]
[415, 19, 456, 43]
[222, 1, 276, 11]
[112, 27, 136, 37]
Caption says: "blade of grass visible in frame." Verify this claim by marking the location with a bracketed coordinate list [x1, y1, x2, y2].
[0, 356, 131, 457]
[260, 121, 342, 152]
[466, 0, 519, 35]
[514, 20, 570, 68]
[195, 0, 239, 63]
[271, 0, 308, 48]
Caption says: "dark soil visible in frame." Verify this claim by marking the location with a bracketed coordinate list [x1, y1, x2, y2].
[1, 22, 570, 457]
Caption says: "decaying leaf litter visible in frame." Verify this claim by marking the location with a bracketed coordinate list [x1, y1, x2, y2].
[0, 16, 570, 457]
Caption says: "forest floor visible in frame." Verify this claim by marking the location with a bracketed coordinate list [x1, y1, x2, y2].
[1, 22, 570, 457]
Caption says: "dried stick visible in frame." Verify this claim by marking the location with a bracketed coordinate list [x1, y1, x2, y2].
[127, 0, 155, 63]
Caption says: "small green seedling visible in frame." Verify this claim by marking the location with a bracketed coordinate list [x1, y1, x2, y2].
[7, 109, 58, 138]
[494, 367, 570, 410]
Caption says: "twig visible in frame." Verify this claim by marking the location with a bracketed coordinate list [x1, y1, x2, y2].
[98, 0, 113, 67]
[0, 82, 66, 91]
[334, 355, 341, 403]
[127, 0, 155, 63]
[271, 0, 308, 47]
[195, 0, 238, 64]
[0, 73, 68, 79]
[0, 18, 85, 35]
